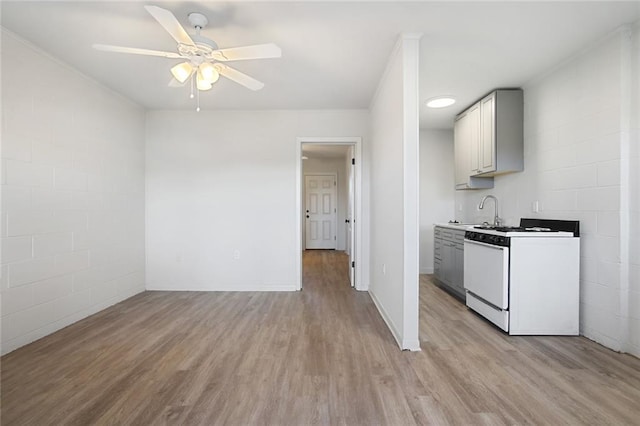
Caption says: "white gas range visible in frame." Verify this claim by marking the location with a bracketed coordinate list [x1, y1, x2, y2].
[463, 218, 580, 335]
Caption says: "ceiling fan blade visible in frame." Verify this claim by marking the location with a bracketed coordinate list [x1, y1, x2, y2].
[144, 5, 195, 46]
[212, 43, 282, 62]
[93, 44, 185, 59]
[168, 78, 187, 88]
[215, 64, 264, 91]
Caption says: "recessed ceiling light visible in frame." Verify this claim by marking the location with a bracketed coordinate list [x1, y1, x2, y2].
[426, 97, 456, 108]
[301, 156, 309, 160]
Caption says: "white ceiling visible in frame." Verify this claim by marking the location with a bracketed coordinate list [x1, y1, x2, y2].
[2, 1, 639, 129]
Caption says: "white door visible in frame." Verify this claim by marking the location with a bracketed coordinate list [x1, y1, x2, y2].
[305, 175, 337, 249]
[346, 148, 356, 286]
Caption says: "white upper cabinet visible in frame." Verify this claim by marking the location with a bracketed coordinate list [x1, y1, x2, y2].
[454, 89, 523, 189]
[480, 93, 496, 173]
[468, 103, 481, 175]
[454, 102, 493, 190]
[476, 89, 523, 176]
[454, 110, 469, 187]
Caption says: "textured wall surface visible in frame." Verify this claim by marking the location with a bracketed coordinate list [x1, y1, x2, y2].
[1, 31, 146, 355]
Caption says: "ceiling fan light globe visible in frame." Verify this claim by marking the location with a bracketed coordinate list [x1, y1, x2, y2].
[196, 69, 213, 91]
[197, 80, 212, 91]
[171, 62, 193, 84]
[199, 62, 220, 83]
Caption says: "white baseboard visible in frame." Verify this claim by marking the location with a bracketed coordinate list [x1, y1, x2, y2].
[145, 284, 299, 292]
[369, 289, 422, 352]
[1, 288, 144, 356]
[420, 267, 434, 274]
[402, 339, 422, 351]
[368, 289, 403, 349]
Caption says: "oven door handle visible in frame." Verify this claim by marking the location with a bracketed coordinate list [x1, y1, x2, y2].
[463, 239, 508, 250]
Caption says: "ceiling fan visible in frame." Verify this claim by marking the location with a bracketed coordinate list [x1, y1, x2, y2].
[93, 5, 281, 110]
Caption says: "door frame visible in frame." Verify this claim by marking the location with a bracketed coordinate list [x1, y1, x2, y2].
[296, 136, 363, 291]
[303, 173, 338, 250]
[346, 145, 356, 287]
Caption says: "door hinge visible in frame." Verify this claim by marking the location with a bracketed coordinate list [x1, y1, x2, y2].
[334, 181, 337, 186]
[334, 236, 337, 240]
[351, 261, 355, 268]
[351, 158, 355, 165]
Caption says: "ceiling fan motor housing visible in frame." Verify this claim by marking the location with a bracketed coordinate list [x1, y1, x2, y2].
[178, 36, 219, 62]
[191, 34, 219, 50]
[178, 12, 220, 62]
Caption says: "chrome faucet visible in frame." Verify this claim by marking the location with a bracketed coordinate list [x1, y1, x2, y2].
[479, 195, 501, 226]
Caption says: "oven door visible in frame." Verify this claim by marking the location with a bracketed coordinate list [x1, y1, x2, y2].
[463, 239, 509, 309]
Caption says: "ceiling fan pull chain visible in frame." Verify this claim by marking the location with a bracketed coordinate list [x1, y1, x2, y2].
[196, 85, 201, 112]
[190, 74, 195, 99]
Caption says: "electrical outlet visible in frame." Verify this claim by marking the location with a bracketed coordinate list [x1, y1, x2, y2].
[532, 201, 540, 213]
[233, 250, 240, 260]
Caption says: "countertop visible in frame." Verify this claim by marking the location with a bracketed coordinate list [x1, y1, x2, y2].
[434, 223, 481, 231]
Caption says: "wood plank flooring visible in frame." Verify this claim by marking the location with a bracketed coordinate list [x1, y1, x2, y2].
[2, 250, 640, 425]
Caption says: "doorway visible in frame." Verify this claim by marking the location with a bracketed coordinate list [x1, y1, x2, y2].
[304, 174, 337, 250]
[296, 137, 363, 291]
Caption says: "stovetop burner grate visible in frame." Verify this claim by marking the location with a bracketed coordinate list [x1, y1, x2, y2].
[473, 226, 556, 232]
[470, 219, 579, 236]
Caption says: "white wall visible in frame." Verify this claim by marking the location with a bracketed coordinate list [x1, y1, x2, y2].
[145, 109, 368, 291]
[0, 30, 146, 355]
[369, 34, 421, 351]
[302, 157, 348, 250]
[455, 26, 639, 355]
[627, 23, 640, 357]
[419, 130, 455, 274]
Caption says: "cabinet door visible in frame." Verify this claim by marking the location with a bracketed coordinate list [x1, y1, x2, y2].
[434, 237, 442, 259]
[454, 243, 464, 292]
[442, 242, 455, 285]
[454, 113, 469, 187]
[434, 236, 442, 274]
[468, 104, 481, 175]
[480, 93, 496, 173]
[434, 228, 443, 280]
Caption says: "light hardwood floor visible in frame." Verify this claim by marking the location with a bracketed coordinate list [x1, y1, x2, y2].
[2, 250, 640, 425]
